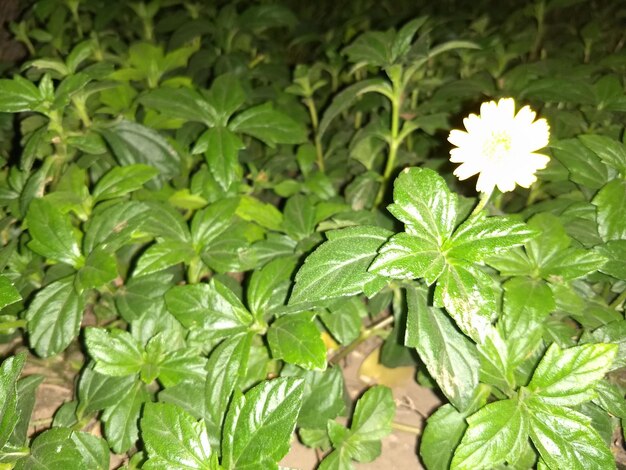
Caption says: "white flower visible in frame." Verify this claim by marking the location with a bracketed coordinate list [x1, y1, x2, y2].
[448, 97, 550, 194]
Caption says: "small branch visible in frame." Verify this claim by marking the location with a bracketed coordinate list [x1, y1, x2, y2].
[610, 289, 626, 310]
[392, 421, 422, 435]
[329, 315, 394, 365]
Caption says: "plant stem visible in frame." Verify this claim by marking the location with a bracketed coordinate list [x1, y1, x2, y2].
[374, 87, 402, 207]
[471, 189, 494, 215]
[304, 97, 325, 172]
[329, 315, 394, 365]
[610, 289, 626, 310]
[392, 421, 421, 435]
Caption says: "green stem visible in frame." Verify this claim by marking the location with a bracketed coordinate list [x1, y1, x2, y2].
[329, 315, 394, 365]
[374, 88, 402, 207]
[610, 289, 626, 310]
[304, 97, 325, 172]
[471, 189, 494, 216]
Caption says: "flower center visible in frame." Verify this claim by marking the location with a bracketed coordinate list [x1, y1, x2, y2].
[483, 130, 513, 161]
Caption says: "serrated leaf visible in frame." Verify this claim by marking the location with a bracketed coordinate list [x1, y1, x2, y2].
[134, 241, 196, 277]
[92, 164, 159, 203]
[206, 73, 246, 124]
[597, 240, 626, 280]
[541, 247, 607, 280]
[0, 353, 26, 450]
[579, 134, 626, 175]
[478, 329, 515, 394]
[139, 86, 217, 126]
[78, 367, 138, 415]
[191, 197, 239, 251]
[26, 277, 85, 357]
[593, 380, 626, 419]
[9, 374, 44, 448]
[593, 179, 626, 241]
[0, 76, 42, 113]
[141, 402, 212, 469]
[229, 102, 307, 147]
[343, 30, 393, 67]
[83, 201, 150, 253]
[451, 399, 529, 470]
[527, 343, 617, 406]
[420, 404, 468, 470]
[102, 381, 147, 453]
[434, 263, 495, 343]
[236, 195, 283, 231]
[204, 333, 252, 444]
[75, 248, 117, 291]
[388, 167, 457, 247]
[552, 139, 611, 190]
[141, 201, 191, 242]
[282, 365, 345, 429]
[446, 213, 536, 263]
[290, 226, 392, 304]
[116, 271, 174, 322]
[406, 284, 479, 411]
[196, 127, 243, 190]
[527, 401, 615, 470]
[84, 327, 143, 377]
[320, 298, 364, 345]
[98, 120, 181, 182]
[369, 232, 445, 285]
[26, 198, 83, 267]
[0, 275, 21, 309]
[282, 194, 316, 241]
[247, 256, 296, 319]
[165, 279, 253, 338]
[221, 377, 304, 469]
[350, 386, 395, 442]
[268, 312, 327, 370]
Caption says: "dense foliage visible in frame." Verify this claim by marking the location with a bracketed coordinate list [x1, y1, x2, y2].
[0, 0, 625, 468]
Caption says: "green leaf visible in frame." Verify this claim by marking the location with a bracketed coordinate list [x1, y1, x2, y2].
[552, 139, 611, 190]
[593, 380, 626, 419]
[229, 102, 308, 147]
[597, 240, 626, 280]
[139, 86, 217, 127]
[527, 343, 617, 406]
[343, 30, 394, 67]
[527, 401, 615, 470]
[247, 256, 297, 319]
[92, 164, 159, 203]
[387, 168, 457, 247]
[165, 279, 253, 339]
[0, 353, 25, 449]
[102, 381, 147, 453]
[541, 247, 607, 280]
[0, 76, 42, 113]
[588, 321, 626, 369]
[477, 329, 515, 394]
[221, 377, 304, 469]
[206, 73, 246, 124]
[350, 386, 395, 442]
[236, 195, 284, 231]
[290, 226, 392, 304]
[446, 213, 536, 263]
[141, 403, 212, 469]
[282, 365, 345, 429]
[434, 263, 496, 343]
[406, 284, 479, 411]
[0, 275, 21, 309]
[26, 277, 85, 357]
[116, 271, 174, 322]
[451, 399, 529, 470]
[281, 194, 317, 241]
[9, 374, 44, 448]
[134, 241, 196, 277]
[141, 201, 191, 243]
[84, 327, 144, 377]
[318, 78, 388, 139]
[593, 179, 626, 241]
[369, 232, 445, 285]
[98, 120, 181, 182]
[195, 127, 244, 190]
[26, 198, 83, 267]
[78, 367, 138, 415]
[14, 428, 108, 470]
[83, 201, 150, 253]
[191, 197, 239, 251]
[320, 298, 365, 345]
[268, 312, 327, 370]
[75, 248, 118, 291]
[420, 404, 468, 470]
[579, 134, 626, 176]
[204, 333, 252, 443]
